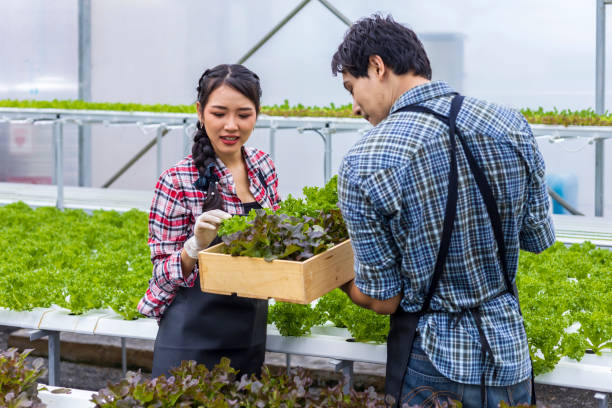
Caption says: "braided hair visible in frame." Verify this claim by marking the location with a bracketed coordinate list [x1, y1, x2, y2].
[192, 64, 262, 211]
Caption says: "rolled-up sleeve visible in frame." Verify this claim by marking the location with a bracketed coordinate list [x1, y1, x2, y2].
[338, 160, 402, 300]
[519, 130, 555, 253]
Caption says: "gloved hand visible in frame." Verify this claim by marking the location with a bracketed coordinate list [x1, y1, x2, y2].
[183, 209, 231, 259]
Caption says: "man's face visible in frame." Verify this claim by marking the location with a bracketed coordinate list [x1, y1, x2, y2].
[342, 66, 390, 126]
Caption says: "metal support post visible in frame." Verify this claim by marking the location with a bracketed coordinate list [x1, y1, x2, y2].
[595, 139, 605, 216]
[596, 0, 606, 116]
[30, 330, 60, 386]
[121, 337, 127, 375]
[269, 122, 277, 162]
[78, 0, 92, 187]
[323, 126, 332, 183]
[595, 0, 607, 216]
[300, 126, 333, 183]
[52, 120, 64, 210]
[594, 392, 608, 408]
[47, 331, 60, 386]
[78, 127, 92, 187]
[182, 122, 193, 158]
[285, 353, 292, 376]
[329, 358, 353, 395]
[156, 124, 167, 178]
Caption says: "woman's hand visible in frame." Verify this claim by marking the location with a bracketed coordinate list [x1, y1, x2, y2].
[194, 209, 232, 248]
[183, 209, 231, 259]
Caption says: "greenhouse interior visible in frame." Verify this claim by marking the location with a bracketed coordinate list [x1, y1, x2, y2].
[0, 1, 611, 407]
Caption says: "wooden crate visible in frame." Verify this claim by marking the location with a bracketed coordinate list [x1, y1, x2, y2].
[198, 239, 354, 303]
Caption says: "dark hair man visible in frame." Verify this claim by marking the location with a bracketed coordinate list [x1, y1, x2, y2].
[332, 14, 554, 408]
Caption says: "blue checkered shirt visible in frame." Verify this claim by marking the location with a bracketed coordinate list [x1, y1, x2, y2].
[337, 81, 555, 386]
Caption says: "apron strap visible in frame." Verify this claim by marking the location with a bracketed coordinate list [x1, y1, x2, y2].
[421, 96, 463, 313]
[384, 97, 463, 406]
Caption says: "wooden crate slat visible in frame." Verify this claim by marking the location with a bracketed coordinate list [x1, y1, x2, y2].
[199, 240, 354, 303]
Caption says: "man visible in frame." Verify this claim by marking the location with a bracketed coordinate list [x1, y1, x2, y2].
[332, 14, 554, 408]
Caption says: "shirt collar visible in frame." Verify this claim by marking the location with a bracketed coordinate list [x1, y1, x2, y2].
[390, 80, 457, 114]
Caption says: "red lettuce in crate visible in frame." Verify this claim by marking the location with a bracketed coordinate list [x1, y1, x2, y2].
[221, 209, 347, 262]
[218, 176, 348, 261]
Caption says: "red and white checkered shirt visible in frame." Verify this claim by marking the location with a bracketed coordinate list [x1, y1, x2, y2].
[137, 147, 281, 320]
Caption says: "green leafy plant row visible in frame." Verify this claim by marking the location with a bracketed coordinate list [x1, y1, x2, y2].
[0, 202, 150, 320]
[517, 241, 612, 374]
[0, 98, 356, 118]
[269, 289, 390, 343]
[4, 99, 612, 125]
[0, 201, 610, 375]
[521, 107, 612, 126]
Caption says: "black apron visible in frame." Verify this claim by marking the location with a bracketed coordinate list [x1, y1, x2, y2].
[385, 95, 536, 407]
[152, 201, 268, 378]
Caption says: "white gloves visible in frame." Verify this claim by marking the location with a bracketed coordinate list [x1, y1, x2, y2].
[183, 209, 232, 259]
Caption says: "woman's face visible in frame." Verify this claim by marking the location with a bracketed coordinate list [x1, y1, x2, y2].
[197, 84, 257, 160]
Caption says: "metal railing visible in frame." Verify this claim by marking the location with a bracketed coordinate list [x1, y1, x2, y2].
[0, 107, 368, 209]
[1, 107, 610, 215]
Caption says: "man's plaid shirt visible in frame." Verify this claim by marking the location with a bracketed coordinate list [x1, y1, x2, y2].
[337, 81, 555, 386]
[137, 147, 281, 320]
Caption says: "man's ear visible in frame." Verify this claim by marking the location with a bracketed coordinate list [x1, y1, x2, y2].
[368, 55, 387, 80]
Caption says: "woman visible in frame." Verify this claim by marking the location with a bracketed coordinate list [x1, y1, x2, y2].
[137, 64, 280, 378]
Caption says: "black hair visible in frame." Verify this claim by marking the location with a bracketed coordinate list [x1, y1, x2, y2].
[192, 64, 262, 211]
[331, 14, 432, 80]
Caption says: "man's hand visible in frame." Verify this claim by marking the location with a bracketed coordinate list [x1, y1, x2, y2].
[340, 279, 401, 315]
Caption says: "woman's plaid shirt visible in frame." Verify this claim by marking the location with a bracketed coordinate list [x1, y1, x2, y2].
[137, 147, 280, 320]
[337, 81, 555, 386]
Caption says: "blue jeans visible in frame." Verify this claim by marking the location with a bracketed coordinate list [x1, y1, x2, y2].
[400, 339, 532, 408]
